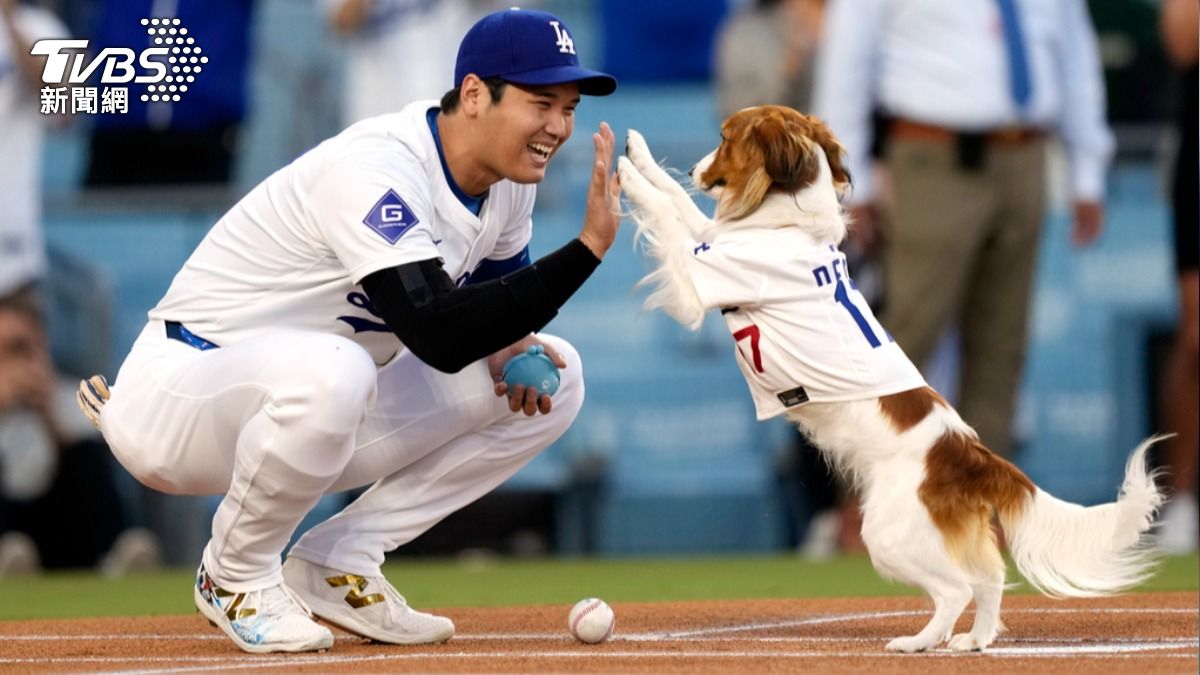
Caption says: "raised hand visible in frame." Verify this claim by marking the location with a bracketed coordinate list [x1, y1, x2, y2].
[578, 122, 621, 259]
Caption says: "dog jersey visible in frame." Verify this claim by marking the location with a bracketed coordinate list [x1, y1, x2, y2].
[149, 100, 534, 365]
[686, 227, 926, 420]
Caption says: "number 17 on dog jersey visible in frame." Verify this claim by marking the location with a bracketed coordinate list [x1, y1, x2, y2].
[684, 229, 926, 420]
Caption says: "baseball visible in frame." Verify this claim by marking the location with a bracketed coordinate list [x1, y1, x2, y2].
[568, 597, 615, 644]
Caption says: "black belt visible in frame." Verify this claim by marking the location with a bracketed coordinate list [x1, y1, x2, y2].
[887, 118, 1046, 172]
[165, 321, 220, 350]
[888, 118, 1046, 145]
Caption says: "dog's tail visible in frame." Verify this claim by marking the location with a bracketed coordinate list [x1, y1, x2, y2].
[999, 436, 1165, 597]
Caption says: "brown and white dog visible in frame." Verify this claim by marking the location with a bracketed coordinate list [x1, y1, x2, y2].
[616, 105, 1163, 653]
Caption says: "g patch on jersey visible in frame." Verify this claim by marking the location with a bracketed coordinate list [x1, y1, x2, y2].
[363, 189, 420, 244]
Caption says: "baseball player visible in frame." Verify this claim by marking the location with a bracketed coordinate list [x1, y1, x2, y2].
[76, 8, 619, 654]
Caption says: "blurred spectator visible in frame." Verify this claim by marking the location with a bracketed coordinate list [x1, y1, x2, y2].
[0, 0, 66, 293]
[0, 287, 161, 579]
[84, 0, 253, 186]
[326, 0, 494, 124]
[1156, 0, 1197, 554]
[815, 0, 1113, 459]
[714, 0, 823, 119]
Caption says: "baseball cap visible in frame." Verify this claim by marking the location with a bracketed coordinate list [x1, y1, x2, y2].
[454, 8, 617, 96]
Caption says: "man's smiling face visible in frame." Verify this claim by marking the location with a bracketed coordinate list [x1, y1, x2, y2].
[477, 82, 580, 185]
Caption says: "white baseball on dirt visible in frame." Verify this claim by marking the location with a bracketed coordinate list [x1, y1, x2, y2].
[568, 597, 615, 644]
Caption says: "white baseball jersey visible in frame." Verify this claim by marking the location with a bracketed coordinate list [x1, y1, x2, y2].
[687, 227, 926, 420]
[149, 100, 535, 365]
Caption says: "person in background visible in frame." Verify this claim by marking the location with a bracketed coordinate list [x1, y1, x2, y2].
[0, 286, 160, 579]
[0, 0, 67, 293]
[814, 0, 1112, 460]
[326, 0, 502, 124]
[714, 0, 824, 120]
[1155, 0, 1198, 554]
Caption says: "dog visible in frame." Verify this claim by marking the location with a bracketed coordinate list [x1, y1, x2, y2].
[616, 105, 1164, 653]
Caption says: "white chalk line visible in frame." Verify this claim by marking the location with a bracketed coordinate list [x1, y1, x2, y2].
[4, 606, 1194, 644]
[1, 648, 1196, 675]
[640, 607, 1198, 639]
[9, 633, 1198, 645]
[0, 606, 1193, 673]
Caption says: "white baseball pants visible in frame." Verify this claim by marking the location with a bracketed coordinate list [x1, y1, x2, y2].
[100, 321, 583, 591]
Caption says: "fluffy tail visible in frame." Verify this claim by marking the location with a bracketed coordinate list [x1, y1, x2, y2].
[1001, 436, 1166, 597]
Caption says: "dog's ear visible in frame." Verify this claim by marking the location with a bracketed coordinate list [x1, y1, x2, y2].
[800, 114, 853, 195]
[720, 132, 774, 221]
[753, 110, 821, 194]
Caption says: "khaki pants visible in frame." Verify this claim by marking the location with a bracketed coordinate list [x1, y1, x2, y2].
[880, 136, 1047, 458]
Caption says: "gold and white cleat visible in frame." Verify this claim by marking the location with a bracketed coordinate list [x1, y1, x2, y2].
[76, 374, 111, 430]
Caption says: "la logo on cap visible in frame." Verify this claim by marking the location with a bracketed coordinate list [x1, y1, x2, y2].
[455, 7, 617, 96]
[550, 21, 575, 54]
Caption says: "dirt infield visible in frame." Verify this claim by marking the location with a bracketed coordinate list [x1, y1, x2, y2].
[0, 592, 1195, 673]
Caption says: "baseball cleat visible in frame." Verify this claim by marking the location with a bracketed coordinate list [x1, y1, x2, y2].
[76, 374, 110, 430]
[193, 563, 334, 653]
[282, 557, 455, 645]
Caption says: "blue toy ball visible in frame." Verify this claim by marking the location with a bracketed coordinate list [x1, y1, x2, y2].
[502, 345, 560, 396]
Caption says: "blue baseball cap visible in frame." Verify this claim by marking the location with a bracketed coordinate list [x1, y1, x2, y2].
[454, 8, 617, 96]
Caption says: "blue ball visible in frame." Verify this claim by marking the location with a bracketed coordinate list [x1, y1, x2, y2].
[502, 345, 560, 396]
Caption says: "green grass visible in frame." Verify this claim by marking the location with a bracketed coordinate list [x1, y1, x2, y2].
[1, 552, 1195, 621]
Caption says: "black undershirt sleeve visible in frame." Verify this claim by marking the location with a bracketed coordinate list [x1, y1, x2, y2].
[360, 238, 601, 373]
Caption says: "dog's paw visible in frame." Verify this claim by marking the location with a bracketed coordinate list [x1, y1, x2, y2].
[625, 129, 670, 180]
[615, 156, 641, 198]
[617, 157, 667, 210]
[616, 155, 635, 179]
[885, 635, 935, 653]
[947, 633, 985, 652]
[626, 129, 650, 161]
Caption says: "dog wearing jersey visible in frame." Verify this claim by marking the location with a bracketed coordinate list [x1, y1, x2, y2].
[616, 105, 1164, 653]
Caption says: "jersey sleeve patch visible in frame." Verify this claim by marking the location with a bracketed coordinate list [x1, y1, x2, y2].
[363, 189, 421, 244]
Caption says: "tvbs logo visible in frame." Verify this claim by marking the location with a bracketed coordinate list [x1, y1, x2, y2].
[33, 39, 169, 85]
[32, 18, 205, 113]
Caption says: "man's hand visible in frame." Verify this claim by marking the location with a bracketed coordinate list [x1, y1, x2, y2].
[578, 122, 621, 259]
[1071, 200, 1104, 246]
[487, 335, 568, 416]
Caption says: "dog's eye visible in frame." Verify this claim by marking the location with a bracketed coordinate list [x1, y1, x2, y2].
[712, 178, 727, 187]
